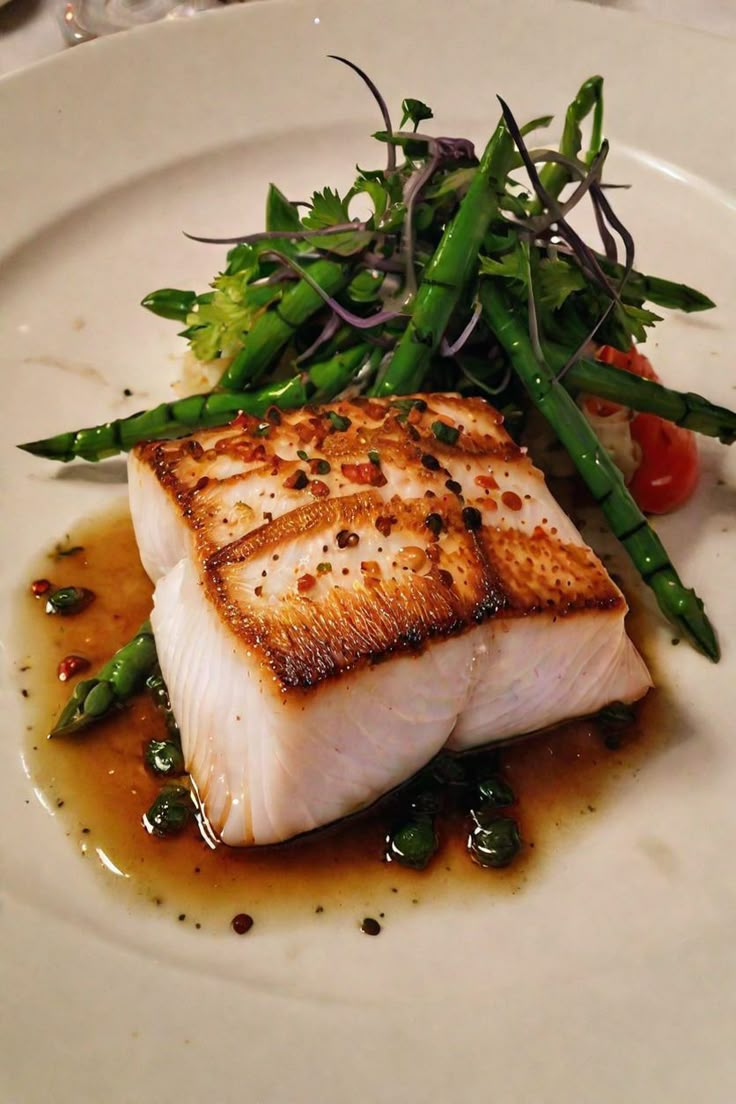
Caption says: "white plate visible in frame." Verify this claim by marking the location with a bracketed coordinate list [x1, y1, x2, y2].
[1, 2, 736, 1100]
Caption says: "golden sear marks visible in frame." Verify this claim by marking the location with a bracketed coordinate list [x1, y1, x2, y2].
[133, 394, 624, 692]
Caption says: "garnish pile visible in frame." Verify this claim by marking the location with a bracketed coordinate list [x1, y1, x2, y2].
[19, 62, 736, 867]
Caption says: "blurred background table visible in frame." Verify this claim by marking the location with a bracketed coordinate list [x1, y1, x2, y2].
[0, 0, 734, 79]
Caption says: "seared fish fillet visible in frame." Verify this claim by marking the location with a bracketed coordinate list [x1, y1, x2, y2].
[129, 394, 651, 846]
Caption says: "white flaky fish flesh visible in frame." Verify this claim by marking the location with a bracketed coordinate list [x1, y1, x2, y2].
[128, 394, 651, 846]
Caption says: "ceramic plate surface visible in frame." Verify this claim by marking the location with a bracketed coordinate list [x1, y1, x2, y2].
[1, 2, 735, 1100]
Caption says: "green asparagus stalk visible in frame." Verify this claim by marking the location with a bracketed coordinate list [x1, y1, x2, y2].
[218, 258, 350, 390]
[19, 345, 371, 462]
[371, 119, 515, 397]
[51, 620, 157, 737]
[560, 355, 736, 444]
[531, 76, 604, 210]
[480, 281, 719, 661]
[597, 262, 715, 313]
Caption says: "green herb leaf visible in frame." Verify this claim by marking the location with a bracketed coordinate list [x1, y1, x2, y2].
[431, 420, 460, 446]
[479, 242, 528, 284]
[265, 183, 302, 233]
[53, 543, 84, 559]
[185, 268, 281, 361]
[301, 187, 372, 256]
[400, 97, 434, 130]
[537, 258, 587, 310]
[327, 410, 351, 431]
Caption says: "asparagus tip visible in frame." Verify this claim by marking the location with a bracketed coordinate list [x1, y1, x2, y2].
[18, 439, 59, 460]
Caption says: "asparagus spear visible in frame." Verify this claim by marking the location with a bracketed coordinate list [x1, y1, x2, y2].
[19, 345, 371, 462]
[480, 281, 719, 661]
[596, 261, 715, 313]
[218, 258, 350, 389]
[51, 620, 157, 737]
[531, 76, 604, 210]
[561, 355, 736, 444]
[371, 119, 515, 397]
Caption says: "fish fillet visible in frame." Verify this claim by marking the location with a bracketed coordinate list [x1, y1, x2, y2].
[128, 394, 651, 846]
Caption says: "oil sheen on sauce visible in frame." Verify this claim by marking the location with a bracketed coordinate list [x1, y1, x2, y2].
[17, 505, 670, 933]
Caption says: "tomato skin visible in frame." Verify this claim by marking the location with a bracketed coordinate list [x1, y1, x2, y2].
[596, 345, 699, 514]
[597, 344, 658, 382]
[628, 413, 699, 514]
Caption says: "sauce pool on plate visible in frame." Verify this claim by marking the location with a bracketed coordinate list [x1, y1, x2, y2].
[15, 504, 670, 933]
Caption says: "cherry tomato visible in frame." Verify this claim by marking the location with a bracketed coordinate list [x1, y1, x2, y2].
[628, 414, 699, 514]
[595, 345, 699, 514]
[597, 344, 659, 382]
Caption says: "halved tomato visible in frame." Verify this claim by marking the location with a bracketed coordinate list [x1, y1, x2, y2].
[596, 345, 699, 514]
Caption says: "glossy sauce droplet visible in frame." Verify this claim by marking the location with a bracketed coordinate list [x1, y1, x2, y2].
[501, 491, 523, 511]
[31, 578, 52, 597]
[360, 917, 381, 936]
[231, 913, 254, 935]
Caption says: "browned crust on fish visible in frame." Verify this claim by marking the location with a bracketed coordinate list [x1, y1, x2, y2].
[207, 495, 621, 690]
[134, 395, 624, 692]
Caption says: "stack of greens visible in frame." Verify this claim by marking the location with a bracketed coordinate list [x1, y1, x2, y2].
[23, 62, 736, 773]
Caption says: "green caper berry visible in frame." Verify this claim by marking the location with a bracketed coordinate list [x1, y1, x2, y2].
[410, 789, 442, 817]
[143, 786, 192, 837]
[468, 817, 521, 869]
[387, 819, 438, 870]
[45, 586, 95, 616]
[430, 754, 468, 787]
[145, 739, 185, 777]
[476, 774, 515, 808]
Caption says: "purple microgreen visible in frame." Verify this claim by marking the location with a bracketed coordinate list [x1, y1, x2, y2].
[361, 253, 405, 274]
[183, 223, 369, 247]
[590, 182, 635, 292]
[399, 134, 475, 297]
[295, 313, 342, 365]
[497, 95, 618, 301]
[262, 250, 406, 331]
[329, 56, 396, 175]
[526, 141, 609, 237]
[591, 189, 619, 261]
[554, 298, 617, 383]
[440, 301, 482, 357]
[524, 245, 545, 366]
[402, 153, 441, 296]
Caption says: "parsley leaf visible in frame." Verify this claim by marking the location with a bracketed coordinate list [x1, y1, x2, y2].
[536, 258, 587, 310]
[302, 187, 372, 256]
[400, 98, 434, 131]
[185, 269, 281, 361]
[479, 242, 528, 284]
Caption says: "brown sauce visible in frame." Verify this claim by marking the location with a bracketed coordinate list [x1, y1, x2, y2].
[15, 505, 671, 932]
